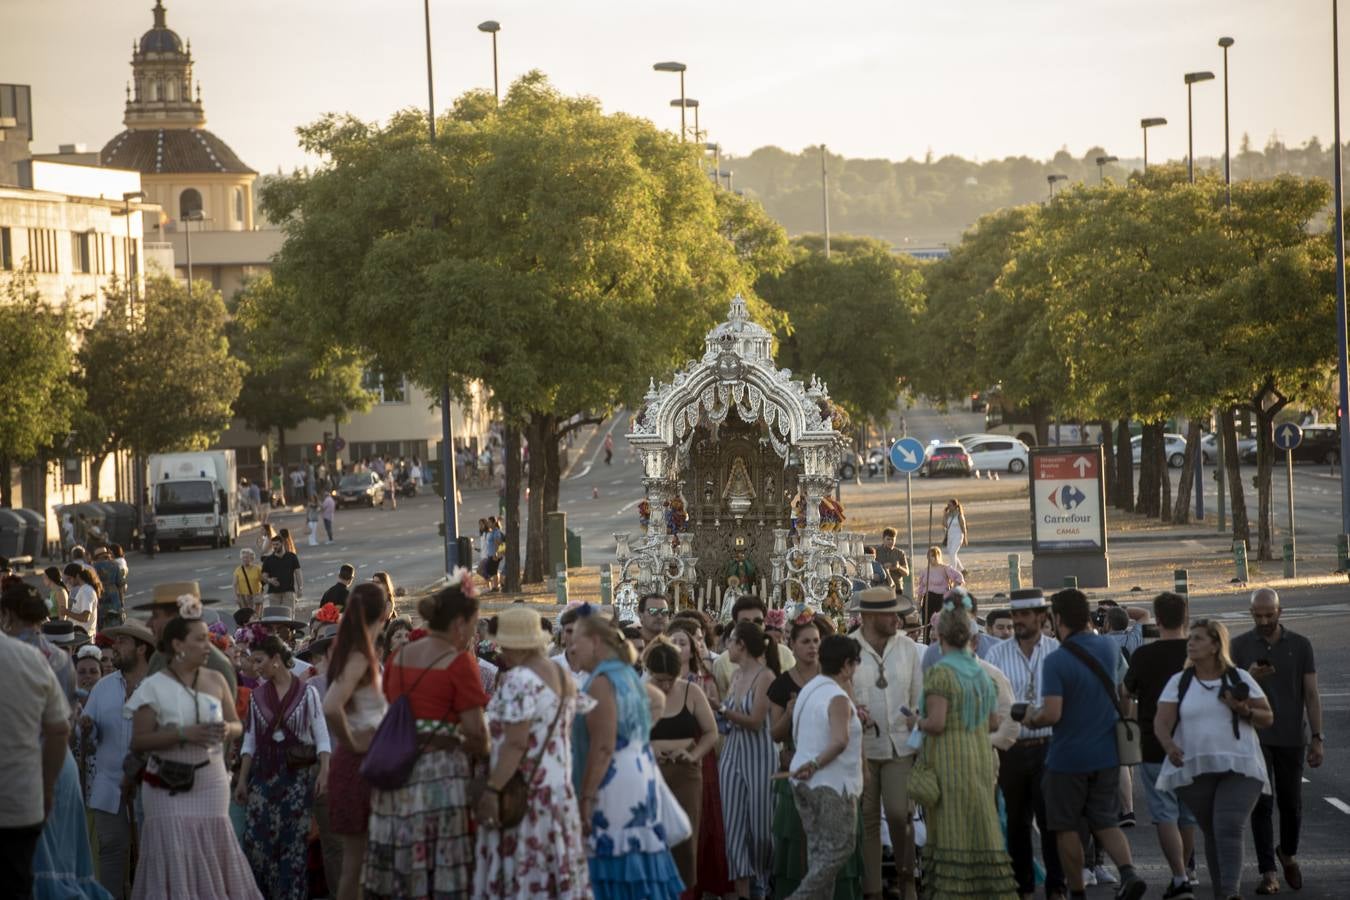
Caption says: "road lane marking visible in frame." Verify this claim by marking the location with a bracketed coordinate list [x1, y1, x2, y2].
[1326, 798, 1350, 815]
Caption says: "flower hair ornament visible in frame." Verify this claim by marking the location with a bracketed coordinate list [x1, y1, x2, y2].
[176, 593, 203, 621]
[207, 620, 228, 638]
[315, 602, 341, 624]
[235, 622, 269, 648]
[764, 608, 787, 631]
[446, 566, 478, 599]
[790, 602, 819, 627]
[942, 588, 974, 613]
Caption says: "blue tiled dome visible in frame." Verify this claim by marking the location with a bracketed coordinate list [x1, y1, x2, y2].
[139, 27, 184, 54]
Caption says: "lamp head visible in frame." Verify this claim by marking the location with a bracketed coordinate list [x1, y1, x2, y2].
[703, 142, 719, 151]
[670, 98, 699, 108]
[653, 61, 687, 73]
[1218, 36, 1235, 48]
[477, 20, 500, 33]
[122, 190, 146, 202]
[1141, 117, 1167, 128]
[1047, 174, 1067, 183]
[1095, 155, 1118, 165]
[1184, 71, 1215, 84]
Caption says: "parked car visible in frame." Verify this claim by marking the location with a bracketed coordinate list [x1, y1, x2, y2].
[1199, 432, 1257, 465]
[335, 471, 385, 508]
[1237, 424, 1343, 464]
[965, 436, 1030, 474]
[921, 442, 975, 477]
[1130, 433, 1188, 468]
[956, 432, 1011, 448]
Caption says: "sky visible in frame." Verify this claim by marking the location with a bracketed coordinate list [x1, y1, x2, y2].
[0, 0, 1334, 174]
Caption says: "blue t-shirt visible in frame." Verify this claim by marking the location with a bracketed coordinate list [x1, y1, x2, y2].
[1042, 631, 1121, 773]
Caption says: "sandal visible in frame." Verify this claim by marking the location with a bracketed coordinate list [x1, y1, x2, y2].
[1256, 874, 1280, 895]
[1277, 846, 1303, 890]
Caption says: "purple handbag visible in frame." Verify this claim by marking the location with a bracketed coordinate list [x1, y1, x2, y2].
[359, 649, 455, 790]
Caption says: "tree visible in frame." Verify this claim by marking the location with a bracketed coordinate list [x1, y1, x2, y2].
[79, 275, 244, 488]
[229, 274, 371, 459]
[263, 74, 786, 587]
[0, 272, 83, 506]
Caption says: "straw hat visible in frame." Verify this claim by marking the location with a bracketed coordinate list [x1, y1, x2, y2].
[104, 621, 156, 648]
[848, 586, 914, 616]
[1008, 588, 1050, 611]
[494, 605, 550, 651]
[130, 581, 219, 612]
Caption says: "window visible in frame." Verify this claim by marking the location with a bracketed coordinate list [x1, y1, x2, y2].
[362, 370, 407, 404]
[28, 228, 58, 273]
[71, 232, 91, 274]
[234, 187, 245, 223]
[179, 188, 203, 219]
[0, 227, 11, 270]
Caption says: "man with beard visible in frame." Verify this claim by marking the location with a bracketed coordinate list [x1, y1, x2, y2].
[1229, 588, 1324, 894]
[80, 621, 155, 897]
[985, 589, 1068, 900]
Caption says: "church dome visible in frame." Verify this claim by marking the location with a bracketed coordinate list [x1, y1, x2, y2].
[139, 26, 183, 54]
[100, 128, 255, 175]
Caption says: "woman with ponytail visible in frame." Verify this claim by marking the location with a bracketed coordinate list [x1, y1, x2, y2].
[570, 608, 683, 900]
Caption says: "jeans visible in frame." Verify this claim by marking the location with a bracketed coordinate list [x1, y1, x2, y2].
[998, 741, 1066, 895]
[1176, 773, 1263, 899]
[322, 517, 333, 542]
[94, 805, 132, 898]
[861, 755, 914, 894]
[790, 784, 858, 900]
[1251, 744, 1303, 874]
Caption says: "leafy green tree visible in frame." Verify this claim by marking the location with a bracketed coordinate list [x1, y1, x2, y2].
[263, 74, 786, 587]
[79, 276, 244, 487]
[0, 272, 83, 506]
[229, 274, 371, 461]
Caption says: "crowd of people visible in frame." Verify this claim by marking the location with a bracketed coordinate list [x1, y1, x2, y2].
[0, 527, 1328, 900]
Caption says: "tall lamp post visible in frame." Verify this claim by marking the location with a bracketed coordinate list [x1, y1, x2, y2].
[1184, 71, 1215, 182]
[478, 21, 501, 104]
[704, 141, 720, 184]
[1332, 0, 1350, 538]
[1216, 37, 1236, 533]
[1095, 155, 1118, 183]
[653, 61, 687, 140]
[1140, 117, 1167, 171]
[118, 190, 144, 307]
[181, 209, 204, 298]
[1047, 173, 1067, 199]
[821, 144, 831, 258]
[423, 0, 460, 574]
[671, 98, 699, 141]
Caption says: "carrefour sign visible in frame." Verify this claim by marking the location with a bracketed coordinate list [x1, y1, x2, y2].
[1029, 446, 1108, 553]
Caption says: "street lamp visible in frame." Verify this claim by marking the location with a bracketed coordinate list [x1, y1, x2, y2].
[1046, 173, 1067, 199]
[704, 141, 720, 183]
[1184, 71, 1215, 182]
[1095, 155, 1118, 183]
[1214, 37, 1236, 532]
[181, 209, 204, 298]
[119, 190, 144, 306]
[653, 61, 687, 140]
[821, 144, 831, 258]
[478, 20, 500, 104]
[719, 169, 733, 191]
[671, 98, 699, 142]
[1140, 117, 1167, 171]
[1331, 0, 1350, 536]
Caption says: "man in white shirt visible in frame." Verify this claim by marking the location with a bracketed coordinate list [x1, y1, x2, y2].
[985, 588, 1066, 900]
[0, 631, 71, 896]
[712, 595, 795, 698]
[849, 586, 923, 900]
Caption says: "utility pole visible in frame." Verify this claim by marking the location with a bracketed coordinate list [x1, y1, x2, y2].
[821, 144, 831, 258]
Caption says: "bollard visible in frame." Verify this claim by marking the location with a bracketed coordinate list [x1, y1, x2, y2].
[1173, 568, 1189, 596]
[1283, 540, 1296, 579]
[602, 566, 613, 603]
[1007, 553, 1022, 591]
[1339, 534, 1350, 574]
[1062, 575, 1078, 590]
[1233, 541, 1250, 584]
[555, 563, 570, 605]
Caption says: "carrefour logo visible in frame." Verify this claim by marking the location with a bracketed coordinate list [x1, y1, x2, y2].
[1048, 485, 1087, 511]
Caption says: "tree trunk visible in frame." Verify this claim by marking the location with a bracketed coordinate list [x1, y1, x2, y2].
[1251, 378, 1288, 562]
[1170, 420, 1204, 524]
[1220, 408, 1250, 548]
[1158, 425, 1173, 523]
[523, 413, 556, 584]
[1032, 402, 1050, 447]
[0, 456, 11, 508]
[1136, 424, 1158, 516]
[502, 421, 522, 593]
[89, 451, 109, 502]
[543, 425, 562, 516]
[275, 426, 288, 499]
[1098, 420, 1115, 506]
[1115, 418, 1134, 512]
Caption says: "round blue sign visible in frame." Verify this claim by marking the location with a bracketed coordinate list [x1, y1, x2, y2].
[1273, 423, 1303, 452]
[889, 437, 927, 474]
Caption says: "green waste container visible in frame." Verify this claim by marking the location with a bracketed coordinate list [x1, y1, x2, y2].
[567, 529, 582, 568]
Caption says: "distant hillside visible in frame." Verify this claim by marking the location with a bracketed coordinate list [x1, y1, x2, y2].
[722, 133, 1336, 248]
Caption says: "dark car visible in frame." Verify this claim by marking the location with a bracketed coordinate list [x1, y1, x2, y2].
[335, 472, 385, 508]
[921, 442, 975, 477]
[1238, 424, 1342, 465]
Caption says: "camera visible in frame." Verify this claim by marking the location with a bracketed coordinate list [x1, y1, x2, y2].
[1011, 702, 1030, 723]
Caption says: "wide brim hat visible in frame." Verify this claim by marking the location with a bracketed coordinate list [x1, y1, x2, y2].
[42, 620, 90, 646]
[494, 605, 551, 650]
[258, 605, 306, 631]
[297, 623, 339, 661]
[848, 586, 914, 615]
[103, 621, 157, 648]
[131, 581, 219, 612]
[1008, 588, 1050, 611]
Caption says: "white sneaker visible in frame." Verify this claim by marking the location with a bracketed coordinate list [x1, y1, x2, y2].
[1083, 868, 1097, 886]
[1093, 865, 1119, 884]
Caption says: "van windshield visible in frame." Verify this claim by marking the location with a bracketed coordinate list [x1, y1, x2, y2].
[156, 480, 215, 514]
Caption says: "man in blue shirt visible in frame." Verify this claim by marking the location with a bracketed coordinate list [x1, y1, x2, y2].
[1024, 589, 1146, 900]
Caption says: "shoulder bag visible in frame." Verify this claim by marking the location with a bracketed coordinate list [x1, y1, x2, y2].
[148, 670, 210, 794]
[359, 648, 457, 790]
[496, 662, 570, 829]
[1061, 639, 1142, 766]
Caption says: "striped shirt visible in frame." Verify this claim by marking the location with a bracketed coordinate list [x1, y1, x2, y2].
[985, 634, 1060, 740]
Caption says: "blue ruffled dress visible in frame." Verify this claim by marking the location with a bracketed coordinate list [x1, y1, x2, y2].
[573, 658, 684, 900]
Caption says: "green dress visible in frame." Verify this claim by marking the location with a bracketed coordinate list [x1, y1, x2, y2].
[919, 664, 1018, 899]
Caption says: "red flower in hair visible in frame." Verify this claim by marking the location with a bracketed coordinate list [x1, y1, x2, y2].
[408, 628, 428, 642]
[315, 603, 341, 624]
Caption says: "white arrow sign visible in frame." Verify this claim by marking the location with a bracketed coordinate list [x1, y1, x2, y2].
[899, 446, 917, 465]
[1280, 426, 1297, 443]
[1073, 457, 1091, 476]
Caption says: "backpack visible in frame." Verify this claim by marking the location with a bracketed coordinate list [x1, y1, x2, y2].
[1171, 666, 1245, 739]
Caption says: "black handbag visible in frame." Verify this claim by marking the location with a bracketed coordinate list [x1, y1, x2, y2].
[151, 756, 209, 794]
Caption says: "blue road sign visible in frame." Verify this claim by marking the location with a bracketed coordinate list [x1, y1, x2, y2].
[890, 437, 927, 474]
[1274, 423, 1303, 452]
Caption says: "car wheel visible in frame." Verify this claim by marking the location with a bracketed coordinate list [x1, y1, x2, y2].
[1168, 452, 1185, 468]
[839, 463, 856, 480]
[1009, 458, 1026, 474]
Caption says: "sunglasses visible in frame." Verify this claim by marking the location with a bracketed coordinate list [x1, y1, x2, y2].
[646, 608, 672, 618]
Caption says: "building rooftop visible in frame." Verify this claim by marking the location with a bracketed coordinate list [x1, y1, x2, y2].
[100, 128, 255, 175]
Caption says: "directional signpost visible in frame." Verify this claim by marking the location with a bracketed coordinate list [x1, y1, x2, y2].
[1274, 423, 1302, 577]
[1029, 444, 1110, 587]
[890, 437, 927, 597]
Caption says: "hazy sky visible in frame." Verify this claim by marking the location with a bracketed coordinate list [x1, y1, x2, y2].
[1, 0, 1334, 174]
